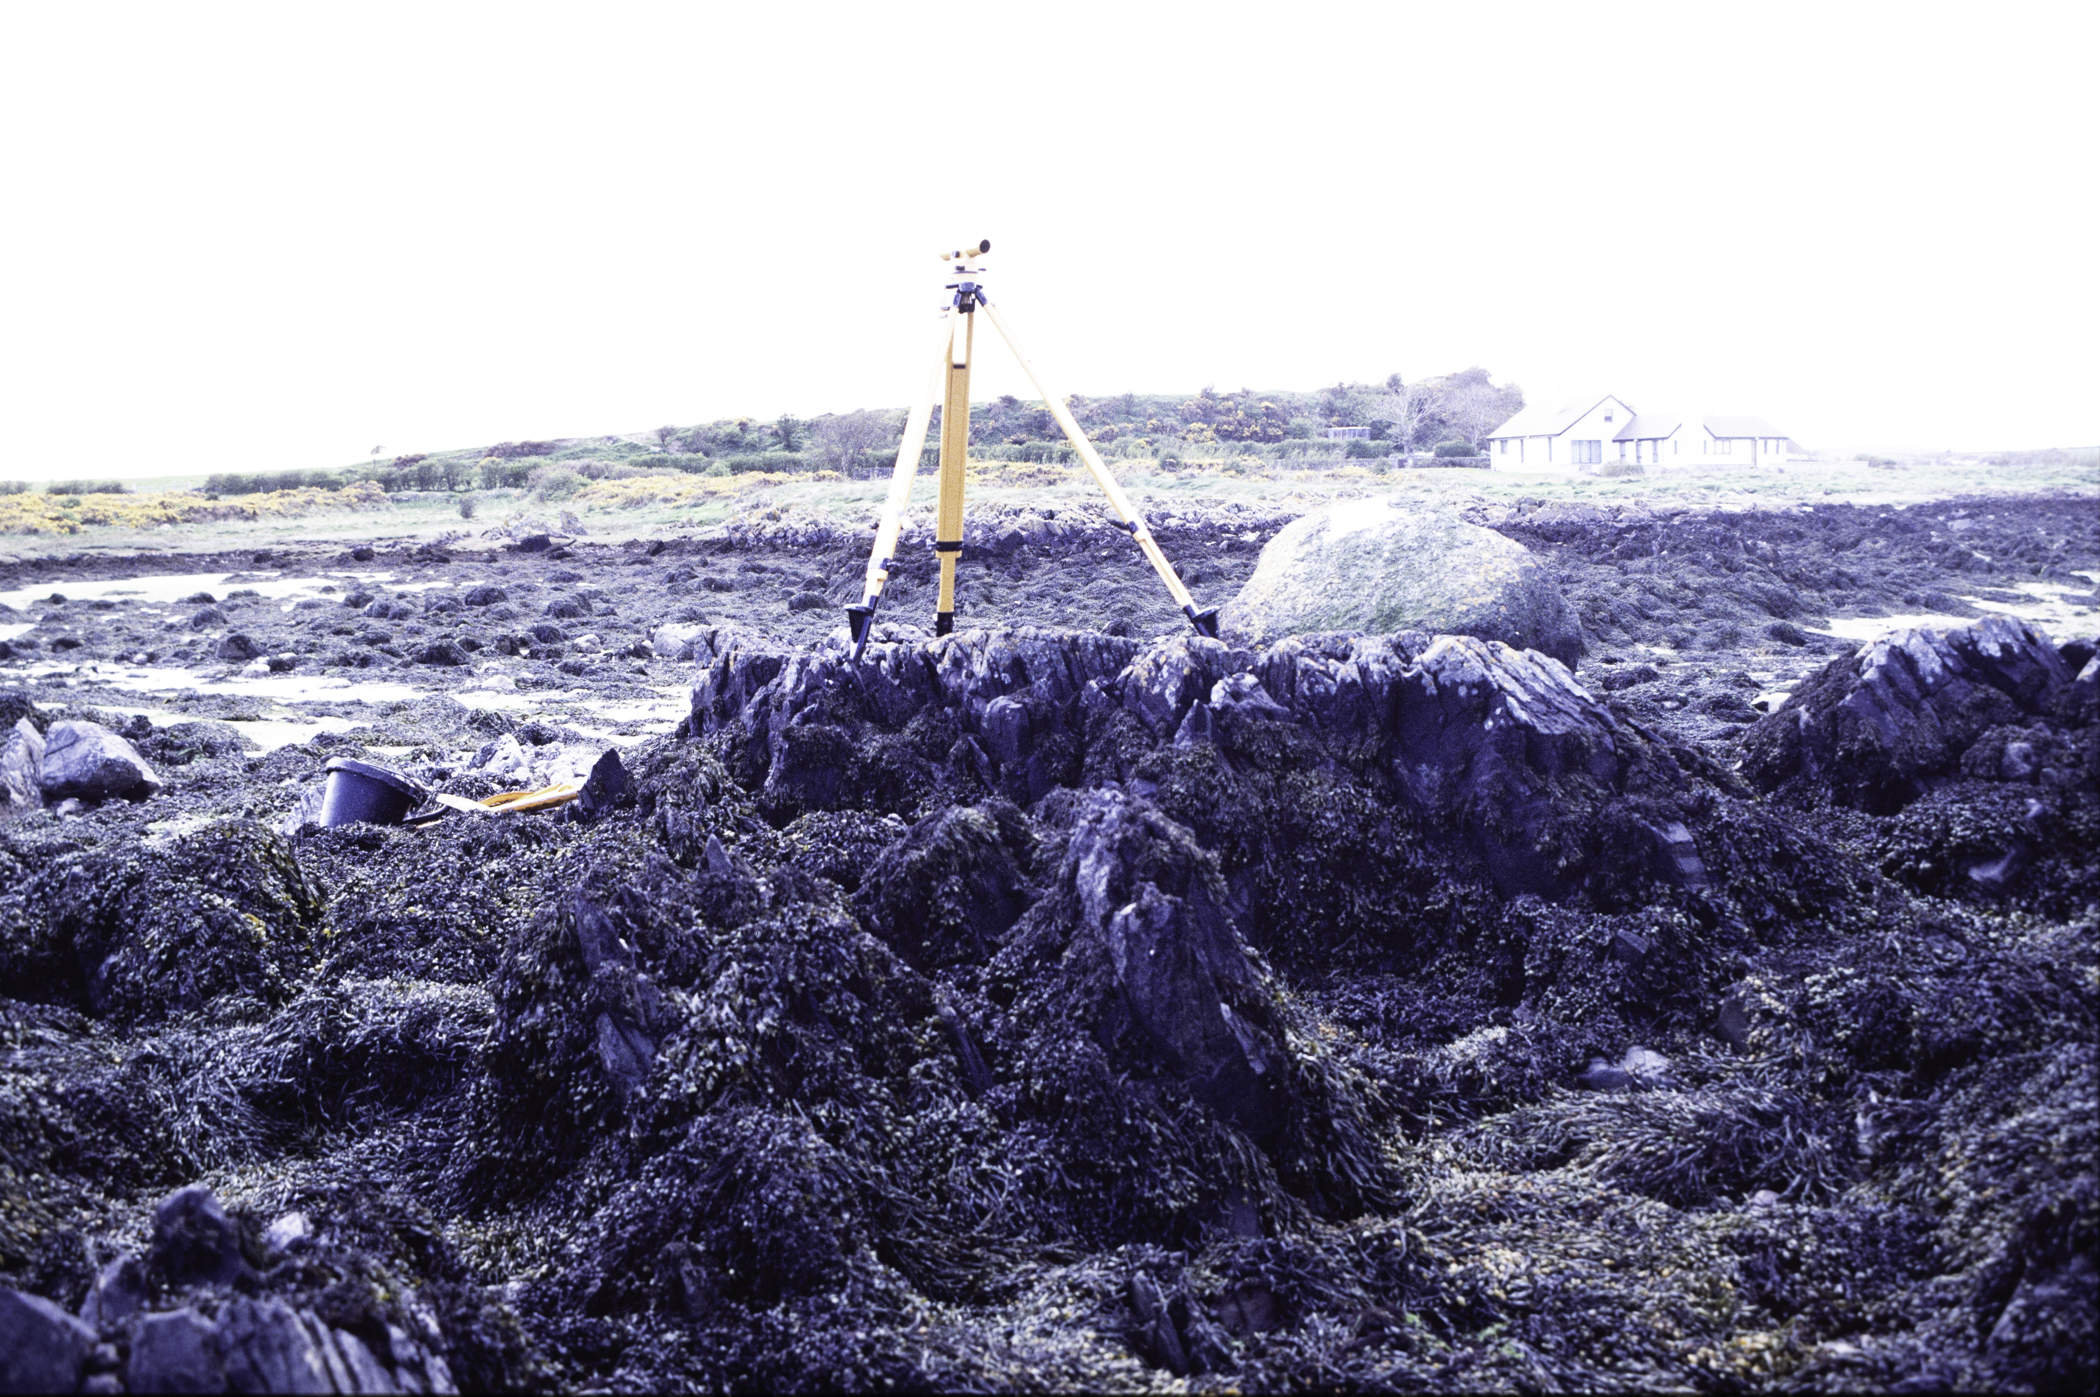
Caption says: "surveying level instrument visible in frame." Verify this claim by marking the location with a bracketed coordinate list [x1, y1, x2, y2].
[845, 239, 1220, 660]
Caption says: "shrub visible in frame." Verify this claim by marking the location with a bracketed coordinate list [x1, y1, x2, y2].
[203, 469, 349, 496]
[527, 464, 585, 501]
[0, 481, 29, 495]
[458, 496, 479, 520]
[45, 479, 128, 494]
[704, 461, 731, 478]
[723, 453, 810, 474]
[480, 458, 533, 490]
[1431, 440, 1478, 458]
[1345, 439, 1386, 459]
[1599, 460, 1646, 477]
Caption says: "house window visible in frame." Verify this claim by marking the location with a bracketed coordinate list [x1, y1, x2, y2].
[1572, 440, 1603, 465]
[1673, 440, 1679, 455]
[1603, 411, 1614, 423]
[1718, 439, 1731, 455]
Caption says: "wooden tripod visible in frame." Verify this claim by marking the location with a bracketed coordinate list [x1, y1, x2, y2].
[846, 240, 1218, 659]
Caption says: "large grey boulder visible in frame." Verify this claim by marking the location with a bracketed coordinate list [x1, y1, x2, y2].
[1218, 499, 1583, 666]
[1, 717, 42, 813]
[0, 1286, 95, 1393]
[38, 719, 162, 802]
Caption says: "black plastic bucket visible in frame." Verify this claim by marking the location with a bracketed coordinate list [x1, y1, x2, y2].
[319, 758, 426, 827]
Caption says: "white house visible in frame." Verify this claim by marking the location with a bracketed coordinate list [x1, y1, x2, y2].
[1486, 395, 1799, 471]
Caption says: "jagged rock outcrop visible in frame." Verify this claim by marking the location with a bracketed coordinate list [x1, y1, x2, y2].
[1743, 616, 2084, 811]
[1058, 789, 1290, 1144]
[693, 627, 1700, 902]
[1219, 499, 1584, 666]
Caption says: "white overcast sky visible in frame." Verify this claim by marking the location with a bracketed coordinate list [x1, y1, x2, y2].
[2, 2, 2094, 479]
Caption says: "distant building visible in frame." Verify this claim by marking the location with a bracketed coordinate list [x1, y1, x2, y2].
[1485, 395, 1800, 470]
[1322, 426, 1373, 440]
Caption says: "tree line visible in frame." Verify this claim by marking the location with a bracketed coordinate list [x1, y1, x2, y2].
[191, 368, 1524, 495]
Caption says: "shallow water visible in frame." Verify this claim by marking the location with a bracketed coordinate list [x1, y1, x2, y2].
[0, 569, 448, 613]
[37, 662, 429, 706]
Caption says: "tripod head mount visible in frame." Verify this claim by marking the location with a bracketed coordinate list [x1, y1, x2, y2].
[942, 239, 991, 311]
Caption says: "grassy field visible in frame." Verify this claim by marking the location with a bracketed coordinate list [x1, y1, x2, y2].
[2, 451, 2092, 560]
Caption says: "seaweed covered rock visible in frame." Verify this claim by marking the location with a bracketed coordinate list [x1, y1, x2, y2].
[0, 819, 320, 1022]
[1220, 498, 1583, 666]
[1743, 616, 2080, 811]
[853, 802, 1038, 973]
[986, 789, 1395, 1232]
[79, 1183, 514, 1395]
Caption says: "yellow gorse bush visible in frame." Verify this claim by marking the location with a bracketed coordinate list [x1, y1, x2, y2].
[0, 480, 391, 535]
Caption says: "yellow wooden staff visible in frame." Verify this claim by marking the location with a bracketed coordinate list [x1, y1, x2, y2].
[847, 240, 1217, 659]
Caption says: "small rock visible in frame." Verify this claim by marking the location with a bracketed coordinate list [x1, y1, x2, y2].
[127, 1309, 225, 1394]
[78, 1256, 148, 1326]
[37, 720, 163, 802]
[1765, 620, 1808, 646]
[216, 633, 263, 661]
[261, 1211, 311, 1254]
[188, 606, 227, 630]
[1126, 1271, 1189, 1376]
[0, 1285, 96, 1393]
[350, 545, 375, 561]
[2, 716, 44, 812]
[787, 591, 827, 612]
[149, 1184, 249, 1288]
[216, 1297, 332, 1394]
[1579, 1059, 1632, 1091]
[414, 640, 471, 666]
[576, 748, 628, 820]
[1620, 1045, 1672, 1082]
[463, 584, 508, 606]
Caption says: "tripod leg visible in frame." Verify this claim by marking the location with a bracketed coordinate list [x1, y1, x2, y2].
[933, 310, 974, 636]
[979, 303, 1219, 637]
[849, 310, 954, 658]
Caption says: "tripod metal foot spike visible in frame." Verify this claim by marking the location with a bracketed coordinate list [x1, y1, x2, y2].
[849, 240, 1215, 657]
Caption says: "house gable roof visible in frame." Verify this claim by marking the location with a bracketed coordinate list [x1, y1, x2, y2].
[1704, 414, 1781, 438]
[1487, 395, 1634, 440]
[1615, 413, 1680, 442]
